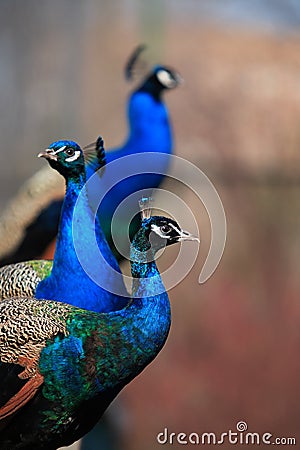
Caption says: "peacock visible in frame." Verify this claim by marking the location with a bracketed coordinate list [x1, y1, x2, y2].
[0, 137, 128, 312]
[0, 200, 198, 450]
[0, 45, 182, 265]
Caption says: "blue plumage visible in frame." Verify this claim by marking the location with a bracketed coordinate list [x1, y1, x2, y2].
[0, 47, 181, 265]
[0, 209, 197, 449]
[87, 62, 181, 260]
[0, 47, 182, 449]
[0, 138, 128, 313]
[35, 138, 128, 312]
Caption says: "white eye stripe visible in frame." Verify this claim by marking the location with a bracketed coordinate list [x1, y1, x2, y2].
[57, 145, 67, 154]
[151, 222, 184, 240]
[44, 145, 68, 156]
[65, 150, 81, 162]
[151, 223, 179, 239]
[53, 145, 67, 155]
[151, 224, 169, 239]
[167, 222, 182, 234]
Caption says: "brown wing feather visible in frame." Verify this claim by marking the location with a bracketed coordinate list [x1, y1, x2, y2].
[0, 372, 44, 419]
[0, 297, 73, 419]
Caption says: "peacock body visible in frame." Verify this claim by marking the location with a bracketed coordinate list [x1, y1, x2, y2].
[0, 211, 198, 449]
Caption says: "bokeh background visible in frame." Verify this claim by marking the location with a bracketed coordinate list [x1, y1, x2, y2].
[1, 1, 300, 449]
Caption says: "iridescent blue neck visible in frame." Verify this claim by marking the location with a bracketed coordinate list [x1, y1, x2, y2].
[89, 231, 172, 390]
[136, 75, 164, 102]
[49, 173, 87, 276]
[129, 227, 166, 301]
[124, 92, 172, 154]
[36, 171, 128, 312]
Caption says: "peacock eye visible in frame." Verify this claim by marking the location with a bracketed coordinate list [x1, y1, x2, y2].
[65, 148, 75, 157]
[160, 224, 171, 233]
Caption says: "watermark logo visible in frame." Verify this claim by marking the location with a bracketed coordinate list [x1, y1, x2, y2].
[157, 421, 296, 446]
[72, 152, 227, 297]
[236, 421, 248, 432]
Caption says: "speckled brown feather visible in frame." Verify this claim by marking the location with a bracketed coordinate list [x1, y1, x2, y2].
[0, 297, 72, 419]
[0, 261, 53, 300]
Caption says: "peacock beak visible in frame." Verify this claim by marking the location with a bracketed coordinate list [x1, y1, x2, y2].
[178, 230, 200, 243]
[37, 149, 58, 161]
[175, 72, 184, 86]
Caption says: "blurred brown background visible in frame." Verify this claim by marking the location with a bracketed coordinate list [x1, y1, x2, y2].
[1, 1, 300, 449]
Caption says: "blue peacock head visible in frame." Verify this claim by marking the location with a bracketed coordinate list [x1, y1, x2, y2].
[131, 197, 199, 259]
[136, 65, 182, 100]
[125, 44, 182, 99]
[38, 140, 84, 177]
[150, 65, 182, 90]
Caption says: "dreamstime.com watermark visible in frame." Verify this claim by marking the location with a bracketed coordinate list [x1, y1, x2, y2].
[156, 421, 296, 446]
